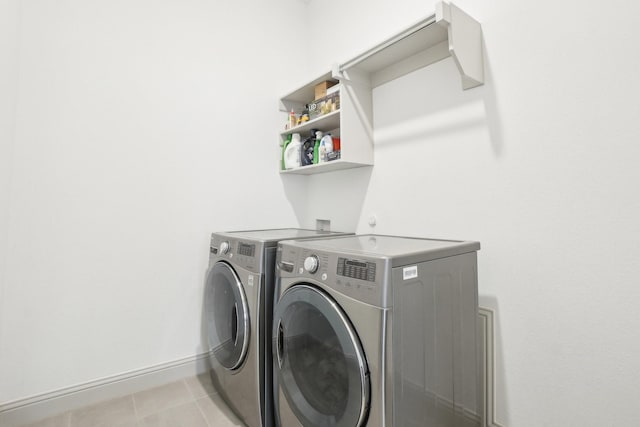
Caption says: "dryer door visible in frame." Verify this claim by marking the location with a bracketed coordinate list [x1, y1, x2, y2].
[273, 284, 369, 427]
[205, 261, 250, 370]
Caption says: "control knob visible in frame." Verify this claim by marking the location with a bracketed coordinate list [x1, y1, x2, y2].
[220, 241, 231, 254]
[303, 255, 319, 273]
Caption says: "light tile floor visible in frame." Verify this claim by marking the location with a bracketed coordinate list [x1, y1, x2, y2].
[20, 374, 244, 427]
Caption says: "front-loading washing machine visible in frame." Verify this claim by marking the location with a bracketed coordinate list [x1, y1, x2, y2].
[272, 234, 482, 427]
[204, 228, 353, 427]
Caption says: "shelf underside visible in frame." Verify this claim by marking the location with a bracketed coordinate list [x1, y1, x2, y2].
[339, 16, 445, 74]
[337, 2, 483, 90]
[280, 160, 372, 175]
[338, 16, 452, 89]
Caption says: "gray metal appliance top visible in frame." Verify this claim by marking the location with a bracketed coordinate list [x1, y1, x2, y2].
[282, 234, 480, 266]
[214, 228, 351, 246]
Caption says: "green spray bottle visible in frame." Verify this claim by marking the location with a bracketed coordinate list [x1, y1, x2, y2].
[313, 131, 323, 164]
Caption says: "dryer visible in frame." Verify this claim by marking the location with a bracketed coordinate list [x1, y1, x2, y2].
[204, 228, 352, 427]
[272, 234, 482, 427]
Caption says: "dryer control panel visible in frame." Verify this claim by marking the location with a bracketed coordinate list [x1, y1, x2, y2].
[277, 245, 390, 308]
[209, 235, 263, 274]
[337, 258, 376, 282]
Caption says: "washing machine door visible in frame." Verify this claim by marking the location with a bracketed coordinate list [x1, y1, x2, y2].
[273, 284, 369, 427]
[205, 261, 250, 370]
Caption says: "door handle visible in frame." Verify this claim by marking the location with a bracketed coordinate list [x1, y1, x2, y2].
[276, 319, 284, 369]
[232, 303, 238, 346]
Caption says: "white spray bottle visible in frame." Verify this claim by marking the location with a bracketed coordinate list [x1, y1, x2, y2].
[319, 134, 333, 163]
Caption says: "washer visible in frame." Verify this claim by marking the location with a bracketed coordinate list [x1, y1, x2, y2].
[204, 228, 353, 427]
[272, 234, 482, 427]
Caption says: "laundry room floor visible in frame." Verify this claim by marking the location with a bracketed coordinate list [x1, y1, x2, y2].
[19, 374, 243, 427]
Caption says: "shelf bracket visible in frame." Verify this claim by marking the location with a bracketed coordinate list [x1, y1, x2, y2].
[331, 63, 343, 81]
[436, 1, 484, 89]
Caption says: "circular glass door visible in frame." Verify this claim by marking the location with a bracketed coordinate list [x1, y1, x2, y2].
[205, 261, 250, 370]
[273, 284, 369, 427]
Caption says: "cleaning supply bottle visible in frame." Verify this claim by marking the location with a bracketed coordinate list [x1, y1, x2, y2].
[319, 139, 327, 163]
[284, 133, 302, 169]
[281, 134, 292, 170]
[333, 136, 340, 152]
[313, 131, 323, 164]
[319, 133, 333, 162]
[301, 130, 317, 166]
[331, 136, 341, 161]
[288, 110, 297, 130]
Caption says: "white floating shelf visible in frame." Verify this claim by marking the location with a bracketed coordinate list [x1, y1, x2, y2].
[280, 110, 341, 137]
[334, 1, 483, 90]
[277, 1, 483, 176]
[280, 160, 372, 175]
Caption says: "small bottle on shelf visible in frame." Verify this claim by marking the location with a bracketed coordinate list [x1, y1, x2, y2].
[288, 110, 297, 130]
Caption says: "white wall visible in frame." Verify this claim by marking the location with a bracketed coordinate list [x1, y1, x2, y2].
[0, 0, 308, 403]
[0, 0, 19, 226]
[4, 0, 640, 425]
[0, 0, 20, 403]
[301, 0, 640, 425]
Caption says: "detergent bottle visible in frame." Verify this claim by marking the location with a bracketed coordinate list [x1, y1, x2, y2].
[319, 134, 333, 162]
[319, 140, 327, 163]
[284, 133, 302, 169]
[322, 133, 333, 153]
[281, 134, 292, 170]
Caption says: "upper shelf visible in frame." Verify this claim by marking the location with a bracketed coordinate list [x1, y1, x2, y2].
[280, 72, 337, 105]
[333, 1, 483, 90]
[280, 110, 340, 137]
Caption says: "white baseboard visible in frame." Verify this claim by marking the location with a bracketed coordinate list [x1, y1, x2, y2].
[0, 352, 210, 427]
[479, 307, 506, 427]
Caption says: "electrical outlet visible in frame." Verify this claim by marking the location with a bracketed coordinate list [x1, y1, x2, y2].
[316, 219, 331, 231]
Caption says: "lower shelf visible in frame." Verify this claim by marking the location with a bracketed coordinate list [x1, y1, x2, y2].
[280, 160, 373, 175]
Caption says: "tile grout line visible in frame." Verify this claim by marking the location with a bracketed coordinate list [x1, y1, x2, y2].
[25, 378, 215, 427]
[67, 409, 74, 427]
[194, 397, 213, 427]
[133, 380, 200, 423]
[184, 378, 213, 427]
[131, 392, 142, 423]
[183, 378, 197, 400]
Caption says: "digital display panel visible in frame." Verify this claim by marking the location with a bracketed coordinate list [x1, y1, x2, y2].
[237, 242, 255, 257]
[337, 257, 376, 282]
